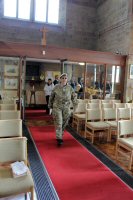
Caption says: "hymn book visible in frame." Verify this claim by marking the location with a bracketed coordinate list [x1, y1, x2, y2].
[11, 161, 28, 178]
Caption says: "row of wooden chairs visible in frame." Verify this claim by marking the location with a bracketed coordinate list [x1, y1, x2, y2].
[84, 108, 132, 143]
[87, 102, 133, 109]
[73, 102, 132, 115]
[0, 116, 34, 198]
[72, 105, 133, 170]
[77, 99, 121, 104]
[72, 106, 133, 142]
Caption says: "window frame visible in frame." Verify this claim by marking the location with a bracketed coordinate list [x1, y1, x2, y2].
[3, 0, 60, 25]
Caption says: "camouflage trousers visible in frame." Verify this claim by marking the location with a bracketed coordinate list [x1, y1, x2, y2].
[52, 106, 71, 139]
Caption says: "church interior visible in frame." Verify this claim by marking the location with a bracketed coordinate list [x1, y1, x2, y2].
[0, 0, 133, 200]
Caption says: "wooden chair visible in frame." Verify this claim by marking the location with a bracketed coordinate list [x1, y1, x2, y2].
[86, 103, 101, 109]
[85, 109, 110, 143]
[114, 103, 126, 109]
[72, 102, 86, 134]
[0, 119, 22, 138]
[101, 103, 113, 108]
[77, 99, 89, 104]
[101, 99, 110, 104]
[0, 137, 34, 199]
[116, 120, 133, 170]
[125, 103, 133, 108]
[89, 99, 101, 103]
[110, 99, 121, 104]
[110, 100, 121, 109]
[102, 108, 117, 141]
[0, 111, 20, 120]
[77, 99, 83, 103]
[82, 99, 89, 103]
[102, 108, 131, 141]
[131, 108, 133, 119]
[0, 104, 17, 110]
[117, 108, 131, 120]
[0, 99, 16, 104]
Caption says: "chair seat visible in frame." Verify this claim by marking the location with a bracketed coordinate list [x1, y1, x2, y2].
[74, 113, 85, 119]
[118, 137, 133, 149]
[0, 167, 34, 197]
[86, 121, 110, 129]
[105, 121, 117, 127]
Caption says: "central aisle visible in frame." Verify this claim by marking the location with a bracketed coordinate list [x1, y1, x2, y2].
[28, 125, 133, 200]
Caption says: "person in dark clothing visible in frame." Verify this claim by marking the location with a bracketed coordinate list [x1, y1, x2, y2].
[44, 78, 54, 114]
[53, 75, 59, 85]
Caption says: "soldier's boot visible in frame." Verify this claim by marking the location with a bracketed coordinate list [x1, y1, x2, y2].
[57, 139, 63, 147]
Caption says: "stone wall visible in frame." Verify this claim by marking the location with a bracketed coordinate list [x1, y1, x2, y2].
[65, 0, 97, 49]
[96, 0, 132, 54]
[0, 0, 97, 50]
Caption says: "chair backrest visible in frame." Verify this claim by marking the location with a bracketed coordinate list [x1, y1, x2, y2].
[0, 119, 22, 138]
[131, 108, 133, 119]
[0, 111, 20, 120]
[74, 102, 86, 113]
[77, 99, 89, 104]
[110, 99, 121, 104]
[102, 108, 116, 121]
[101, 100, 110, 104]
[86, 103, 101, 109]
[0, 104, 17, 110]
[86, 109, 101, 122]
[0, 99, 16, 104]
[83, 99, 89, 103]
[118, 120, 133, 137]
[77, 99, 83, 103]
[117, 108, 131, 120]
[89, 99, 101, 103]
[0, 137, 27, 163]
[101, 103, 113, 108]
[125, 103, 133, 108]
[114, 103, 126, 109]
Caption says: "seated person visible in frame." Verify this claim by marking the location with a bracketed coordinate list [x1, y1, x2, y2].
[76, 83, 83, 99]
[95, 81, 100, 89]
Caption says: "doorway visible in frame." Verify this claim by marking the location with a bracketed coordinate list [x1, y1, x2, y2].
[23, 59, 61, 119]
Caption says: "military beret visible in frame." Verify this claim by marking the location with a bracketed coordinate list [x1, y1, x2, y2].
[60, 73, 68, 79]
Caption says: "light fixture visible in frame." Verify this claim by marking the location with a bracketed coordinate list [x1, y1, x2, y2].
[79, 62, 85, 66]
[42, 50, 46, 55]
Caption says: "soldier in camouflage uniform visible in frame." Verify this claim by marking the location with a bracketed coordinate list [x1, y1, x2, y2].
[49, 73, 78, 146]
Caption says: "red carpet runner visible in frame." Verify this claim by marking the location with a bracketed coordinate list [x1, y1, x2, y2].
[29, 125, 133, 200]
[25, 110, 48, 120]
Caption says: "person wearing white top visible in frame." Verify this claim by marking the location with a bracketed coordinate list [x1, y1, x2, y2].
[44, 78, 54, 114]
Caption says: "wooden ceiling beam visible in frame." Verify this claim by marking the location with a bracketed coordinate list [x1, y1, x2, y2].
[0, 41, 126, 66]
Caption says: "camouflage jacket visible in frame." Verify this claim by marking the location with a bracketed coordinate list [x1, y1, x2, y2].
[49, 84, 78, 109]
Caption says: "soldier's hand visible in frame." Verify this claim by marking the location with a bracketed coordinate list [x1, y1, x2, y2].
[49, 109, 52, 115]
[73, 105, 78, 113]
